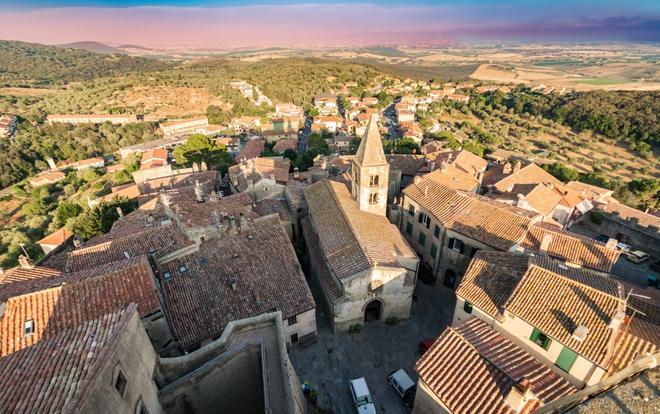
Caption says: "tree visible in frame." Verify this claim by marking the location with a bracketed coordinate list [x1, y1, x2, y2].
[69, 198, 135, 240]
[55, 201, 83, 227]
[349, 137, 361, 154]
[173, 134, 228, 169]
[306, 133, 330, 155]
[207, 105, 228, 125]
[543, 162, 580, 182]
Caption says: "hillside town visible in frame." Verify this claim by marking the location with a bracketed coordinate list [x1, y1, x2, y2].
[0, 75, 658, 414]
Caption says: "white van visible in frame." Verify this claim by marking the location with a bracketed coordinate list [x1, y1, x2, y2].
[387, 369, 417, 407]
[349, 377, 377, 414]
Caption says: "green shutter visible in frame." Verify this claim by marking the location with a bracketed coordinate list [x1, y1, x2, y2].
[463, 301, 473, 314]
[530, 329, 540, 343]
[556, 347, 578, 372]
[430, 244, 438, 258]
[406, 222, 413, 235]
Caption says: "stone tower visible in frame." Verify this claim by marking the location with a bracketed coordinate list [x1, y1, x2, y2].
[352, 115, 389, 216]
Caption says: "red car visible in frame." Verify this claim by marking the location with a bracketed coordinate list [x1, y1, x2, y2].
[418, 339, 435, 355]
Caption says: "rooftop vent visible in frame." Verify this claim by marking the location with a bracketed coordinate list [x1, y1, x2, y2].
[247, 234, 254, 240]
[571, 324, 589, 342]
[229, 278, 237, 291]
[123, 251, 130, 259]
[163, 271, 172, 280]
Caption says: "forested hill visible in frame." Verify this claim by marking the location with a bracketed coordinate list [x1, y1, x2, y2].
[0, 40, 169, 87]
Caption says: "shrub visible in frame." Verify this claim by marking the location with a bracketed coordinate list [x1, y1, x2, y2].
[348, 324, 362, 333]
[590, 211, 605, 226]
[385, 316, 398, 326]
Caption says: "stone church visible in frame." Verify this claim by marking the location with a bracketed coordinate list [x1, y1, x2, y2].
[302, 115, 419, 331]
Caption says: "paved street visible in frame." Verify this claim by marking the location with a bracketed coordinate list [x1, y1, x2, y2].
[290, 280, 456, 413]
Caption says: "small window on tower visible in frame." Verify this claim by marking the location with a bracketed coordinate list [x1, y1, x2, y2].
[369, 175, 379, 187]
[24, 320, 34, 336]
[368, 193, 379, 204]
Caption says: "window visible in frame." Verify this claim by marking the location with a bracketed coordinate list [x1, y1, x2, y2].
[530, 328, 551, 350]
[369, 175, 379, 187]
[418, 232, 426, 246]
[405, 222, 413, 236]
[408, 204, 415, 216]
[448, 238, 465, 254]
[136, 399, 149, 414]
[433, 224, 441, 239]
[291, 333, 299, 343]
[430, 244, 438, 259]
[288, 315, 297, 325]
[368, 192, 378, 204]
[417, 212, 430, 229]
[115, 370, 127, 398]
[163, 271, 171, 280]
[24, 319, 34, 336]
[179, 265, 188, 273]
[470, 247, 481, 258]
[463, 301, 473, 314]
[555, 347, 578, 372]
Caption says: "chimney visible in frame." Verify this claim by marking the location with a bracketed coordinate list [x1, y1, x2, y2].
[194, 180, 204, 203]
[572, 324, 589, 342]
[238, 213, 247, 229]
[608, 311, 626, 331]
[515, 194, 529, 210]
[605, 237, 617, 249]
[505, 378, 536, 413]
[293, 167, 300, 180]
[116, 206, 123, 218]
[73, 236, 82, 248]
[539, 233, 553, 252]
[512, 160, 522, 173]
[503, 162, 512, 175]
[18, 255, 33, 269]
[229, 278, 237, 291]
[430, 161, 436, 172]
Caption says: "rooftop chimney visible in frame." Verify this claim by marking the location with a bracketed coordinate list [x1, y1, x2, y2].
[572, 324, 589, 342]
[608, 311, 626, 331]
[18, 255, 33, 269]
[605, 237, 618, 249]
[430, 161, 436, 172]
[194, 180, 204, 203]
[503, 162, 512, 175]
[229, 278, 237, 291]
[116, 206, 123, 218]
[505, 378, 536, 413]
[512, 160, 522, 173]
[539, 233, 553, 252]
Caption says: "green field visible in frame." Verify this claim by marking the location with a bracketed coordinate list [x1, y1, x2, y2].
[580, 78, 627, 85]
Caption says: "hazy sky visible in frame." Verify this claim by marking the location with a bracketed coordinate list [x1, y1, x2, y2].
[0, 1, 658, 47]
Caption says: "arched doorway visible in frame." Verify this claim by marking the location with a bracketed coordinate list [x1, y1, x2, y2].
[443, 269, 457, 289]
[364, 299, 382, 322]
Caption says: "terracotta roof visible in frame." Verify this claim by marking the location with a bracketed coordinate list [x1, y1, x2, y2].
[66, 223, 194, 272]
[158, 215, 314, 350]
[564, 181, 613, 200]
[0, 266, 62, 303]
[433, 150, 487, 176]
[138, 170, 217, 194]
[421, 141, 445, 154]
[254, 199, 292, 222]
[235, 138, 265, 163]
[403, 177, 539, 251]
[491, 163, 563, 193]
[37, 227, 72, 246]
[416, 317, 576, 414]
[596, 202, 660, 236]
[387, 154, 426, 176]
[354, 115, 387, 167]
[0, 305, 136, 413]
[104, 183, 140, 201]
[456, 252, 529, 321]
[424, 165, 479, 192]
[273, 138, 298, 153]
[506, 257, 624, 366]
[521, 222, 621, 273]
[228, 157, 290, 192]
[513, 183, 563, 216]
[164, 190, 255, 228]
[301, 218, 342, 301]
[0, 256, 160, 356]
[305, 180, 416, 280]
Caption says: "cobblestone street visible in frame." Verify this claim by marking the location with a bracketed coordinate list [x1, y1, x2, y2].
[290, 281, 456, 413]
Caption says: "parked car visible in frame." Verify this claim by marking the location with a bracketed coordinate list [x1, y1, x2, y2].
[626, 250, 650, 264]
[349, 377, 376, 414]
[418, 339, 435, 355]
[387, 369, 417, 407]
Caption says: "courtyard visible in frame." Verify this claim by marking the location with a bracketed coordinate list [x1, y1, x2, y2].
[290, 280, 456, 413]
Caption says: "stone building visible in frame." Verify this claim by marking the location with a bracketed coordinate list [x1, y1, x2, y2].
[303, 116, 419, 331]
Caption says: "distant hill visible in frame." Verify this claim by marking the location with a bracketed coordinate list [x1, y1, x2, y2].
[59, 41, 125, 55]
[117, 44, 153, 51]
[0, 39, 169, 87]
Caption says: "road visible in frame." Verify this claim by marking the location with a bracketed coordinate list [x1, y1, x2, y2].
[298, 116, 312, 154]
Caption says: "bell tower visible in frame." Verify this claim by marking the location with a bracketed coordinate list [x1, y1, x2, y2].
[352, 115, 389, 216]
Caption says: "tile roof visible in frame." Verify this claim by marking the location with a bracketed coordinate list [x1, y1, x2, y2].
[457, 252, 633, 367]
[423, 165, 480, 192]
[305, 180, 416, 280]
[564, 181, 613, 200]
[403, 177, 539, 251]
[0, 305, 136, 413]
[254, 199, 292, 222]
[273, 138, 298, 153]
[354, 115, 387, 167]
[138, 170, 218, 194]
[158, 215, 314, 350]
[165, 191, 256, 228]
[490, 163, 563, 193]
[387, 154, 426, 176]
[416, 317, 576, 414]
[0, 255, 160, 356]
[65, 222, 194, 272]
[432, 149, 487, 176]
[37, 227, 72, 246]
[235, 138, 265, 162]
[228, 157, 290, 192]
[506, 257, 625, 366]
[301, 218, 342, 301]
[0, 265, 62, 303]
[421, 141, 445, 154]
[521, 222, 621, 273]
[596, 202, 660, 236]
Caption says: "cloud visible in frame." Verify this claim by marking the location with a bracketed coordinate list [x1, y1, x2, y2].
[0, 3, 657, 47]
